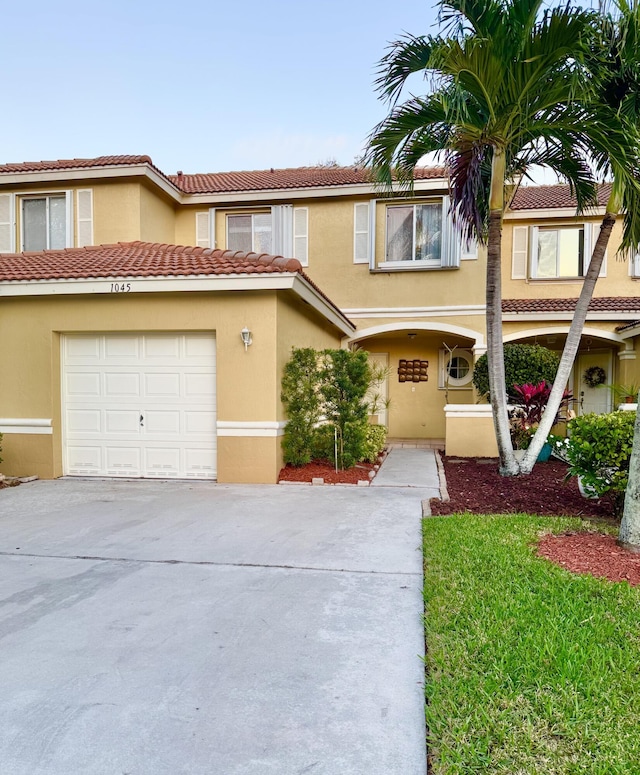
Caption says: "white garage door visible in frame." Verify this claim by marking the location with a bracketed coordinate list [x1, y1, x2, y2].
[63, 333, 216, 479]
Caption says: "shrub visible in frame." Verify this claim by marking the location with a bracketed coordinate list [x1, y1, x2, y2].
[362, 425, 387, 463]
[319, 349, 371, 469]
[311, 424, 336, 462]
[565, 410, 635, 516]
[473, 344, 560, 400]
[281, 348, 321, 465]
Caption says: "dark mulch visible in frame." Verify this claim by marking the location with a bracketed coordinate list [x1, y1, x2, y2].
[538, 532, 640, 586]
[278, 459, 377, 484]
[431, 456, 615, 519]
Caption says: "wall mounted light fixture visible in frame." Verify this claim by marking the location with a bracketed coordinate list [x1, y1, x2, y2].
[241, 327, 253, 351]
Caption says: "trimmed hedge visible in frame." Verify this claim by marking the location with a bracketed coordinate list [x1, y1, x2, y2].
[473, 344, 559, 400]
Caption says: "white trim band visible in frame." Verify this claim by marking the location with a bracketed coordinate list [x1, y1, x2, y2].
[217, 421, 286, 438]
[0, 418, 53, 434]
[444, 404, 493, 419]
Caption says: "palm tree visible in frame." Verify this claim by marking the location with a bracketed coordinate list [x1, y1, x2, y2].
[521, 0, 640, 471]
[367, 0, 640, 475]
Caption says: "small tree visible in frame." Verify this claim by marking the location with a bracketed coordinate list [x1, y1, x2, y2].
[319, 349, 372, 469]
[281, 348, 322, 465]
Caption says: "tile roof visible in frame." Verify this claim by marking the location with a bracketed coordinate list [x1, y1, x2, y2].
[0, 241, 353, 329]
[510, 183, 612, 211]
[169, 166, 446, 194]
[503, 296, 640, 313]
[0, 155, 156, 175]
[0, 241, 304, 282]
[616, 320, 640, 332]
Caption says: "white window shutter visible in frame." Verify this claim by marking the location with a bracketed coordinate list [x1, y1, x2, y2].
[76, 189, 93, 247]
[293, 207, 308, 265]
[440, 196, 460, 267]
[65, 190, 73, 248]
[0, 193, 15, 253]
[588, 222, 607, 277]
[512, 226, 528, 279]
[196, 211, 210, 248]
[272, 205, 293, 256]
[354, 202, 370, 264]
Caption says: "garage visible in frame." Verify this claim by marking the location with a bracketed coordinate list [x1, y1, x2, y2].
[62, 332, 217, 479]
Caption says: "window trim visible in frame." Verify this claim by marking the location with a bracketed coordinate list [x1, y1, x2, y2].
[382, 200, 444, 268]
[225, 210, 272, 253]
[531, 223, 586, 280]
[17, 190, 73, 252]
[439, 349, 474, 389]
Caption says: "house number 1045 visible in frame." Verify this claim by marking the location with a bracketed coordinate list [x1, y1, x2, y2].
[110, 283, 131, 293]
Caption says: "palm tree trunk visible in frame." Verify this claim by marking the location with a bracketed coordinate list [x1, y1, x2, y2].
[619, 390, 640, 548]
[486, 148, 518, 475]
[520, 212, 617, 473]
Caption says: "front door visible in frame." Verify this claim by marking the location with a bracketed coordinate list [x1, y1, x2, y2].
[575, 351, 612, 415]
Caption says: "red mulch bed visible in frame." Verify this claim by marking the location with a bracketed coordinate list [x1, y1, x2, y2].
[432, 456, 640, 586]
[431, 457, 615, 518]
[538, 532, 640, 586]
[278, 459, 377, 484]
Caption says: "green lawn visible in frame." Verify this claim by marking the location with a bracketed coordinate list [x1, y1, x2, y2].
[423, 514, 640, 775]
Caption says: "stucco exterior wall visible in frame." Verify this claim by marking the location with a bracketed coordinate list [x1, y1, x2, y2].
[92, 182, 142, 244]
[0, 289, 342, 483]
[139, 185, 176, 244]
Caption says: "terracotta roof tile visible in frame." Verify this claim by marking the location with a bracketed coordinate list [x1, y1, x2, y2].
[0, 241, 353, 329]
[616, 320, 640, 332]
[0, 155, 156, 175]
[169, 166, 446, 194]
[510, 183, 611, 211]
[503, 296, 640, 313]
[0, 241, 304, 282]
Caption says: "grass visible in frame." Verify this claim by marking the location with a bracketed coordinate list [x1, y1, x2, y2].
[423, 514, 640, 775]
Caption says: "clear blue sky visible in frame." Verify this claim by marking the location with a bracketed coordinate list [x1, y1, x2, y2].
[3, 0, 439, 175]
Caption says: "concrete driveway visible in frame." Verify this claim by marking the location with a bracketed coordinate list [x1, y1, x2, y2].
[0, 479, 427, 774]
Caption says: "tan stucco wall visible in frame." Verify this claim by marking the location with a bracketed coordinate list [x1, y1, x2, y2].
[345, 333, 476, 439]
[446, 414, 499, 457]
[139, 185, 176, 244]
[0, 289, 343, 483]
[92, 182, 143, 245]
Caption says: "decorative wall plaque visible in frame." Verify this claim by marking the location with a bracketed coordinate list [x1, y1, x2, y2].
[398, 359, 428, 383]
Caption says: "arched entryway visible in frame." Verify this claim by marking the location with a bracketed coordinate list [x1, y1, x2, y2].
[346, 322, 483, 442]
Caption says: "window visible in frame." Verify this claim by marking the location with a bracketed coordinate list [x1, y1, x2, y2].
[227, 213, 272, 253]
[386, 203, 442, 264]
[512, 223, 605, 280]
[439, 349, 474, 388]
[22, 195, 67, 251]
[534, 226, 584, 278]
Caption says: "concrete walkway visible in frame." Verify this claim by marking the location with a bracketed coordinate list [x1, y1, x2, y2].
[373, 447, 441, 495]
[0, 478, 428, 775]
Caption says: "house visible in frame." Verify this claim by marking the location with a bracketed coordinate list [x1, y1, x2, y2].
[0, 155, 638, 481]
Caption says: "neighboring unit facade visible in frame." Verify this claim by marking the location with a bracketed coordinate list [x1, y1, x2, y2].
[1, 155, 638, 481]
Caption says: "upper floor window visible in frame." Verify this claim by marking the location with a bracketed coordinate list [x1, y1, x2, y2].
[511, 223, 605, 280]
[534, 226, 584, 278]
[227, 213, 272, 253]
[22, 195, 67, 251]
[386, 203, 442, 264]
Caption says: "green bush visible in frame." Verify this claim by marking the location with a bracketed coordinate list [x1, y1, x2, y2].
[473, 344, 560, 400]
[362, 425, 387, 463]
[566, 410, 635, 516]
[281, 348, 321, 465]
[319, 349, 371, 469]
[311, 424, 336, 462]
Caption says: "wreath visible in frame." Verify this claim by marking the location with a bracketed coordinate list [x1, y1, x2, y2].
[583, 365, 607, 388]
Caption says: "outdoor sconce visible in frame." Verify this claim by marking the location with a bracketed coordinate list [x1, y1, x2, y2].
[241, 327, 253, 351]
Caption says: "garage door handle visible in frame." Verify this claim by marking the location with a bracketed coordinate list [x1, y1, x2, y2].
[140, 414, 144, 427]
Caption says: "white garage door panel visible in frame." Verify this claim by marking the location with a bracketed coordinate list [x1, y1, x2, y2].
[63, 333, 216, 479]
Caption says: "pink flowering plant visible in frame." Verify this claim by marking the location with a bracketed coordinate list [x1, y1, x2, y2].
[509, 382, 573, 450]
